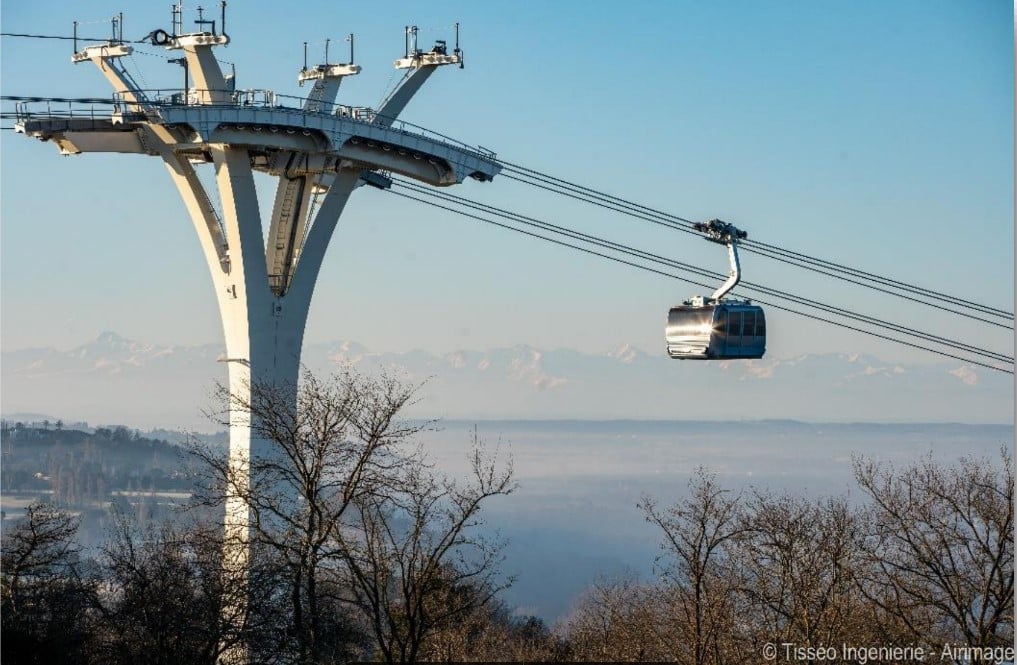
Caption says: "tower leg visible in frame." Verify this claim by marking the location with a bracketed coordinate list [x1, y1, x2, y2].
[163, 148, 361, 663]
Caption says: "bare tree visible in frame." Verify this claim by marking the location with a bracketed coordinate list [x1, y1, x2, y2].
[192, 368, 424, 663]
[562, 577, 670, 661]
[2, 502, 79, 606]
[560, 455, 1013, 663]
[638, 468, 746, 665]
[194, 369, 513, 663]
[734, 493, 872, 653]
[92, 511, 287, 665]
[1, 502, 94, 664]
[420, 592, 558, 662]
[853, 450, 1014, 654]
[339, 436, 515, 663]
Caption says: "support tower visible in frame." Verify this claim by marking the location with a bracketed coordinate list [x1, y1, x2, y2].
[15, 10, 500, 658]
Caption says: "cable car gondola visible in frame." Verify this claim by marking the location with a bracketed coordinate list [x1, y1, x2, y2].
[666, 219, 766, 360]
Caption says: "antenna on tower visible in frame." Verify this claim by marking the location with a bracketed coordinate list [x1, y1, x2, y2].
[111, 13, 124, 45]
[172, 3, 183, 37]
[405, 25, 418, 59]
[298, 34, 360, 88]
[393, 23, 463, 70]
[454, 22, 463, 68]
[457, 22, 465, 68]
[194, 5, 216, 35]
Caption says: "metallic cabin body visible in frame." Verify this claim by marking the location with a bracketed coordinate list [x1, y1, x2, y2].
[666, 302, 766, 360]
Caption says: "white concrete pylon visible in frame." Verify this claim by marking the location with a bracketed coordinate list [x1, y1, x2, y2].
[17, 19, 500, 662]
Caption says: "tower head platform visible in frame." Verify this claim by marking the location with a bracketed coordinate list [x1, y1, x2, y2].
[299, 63, 362, 83]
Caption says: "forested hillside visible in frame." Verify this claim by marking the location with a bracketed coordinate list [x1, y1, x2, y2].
[1, 422, 192, 507]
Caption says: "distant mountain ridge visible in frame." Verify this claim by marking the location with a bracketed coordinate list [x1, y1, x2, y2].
[2, 332, 1012, 430]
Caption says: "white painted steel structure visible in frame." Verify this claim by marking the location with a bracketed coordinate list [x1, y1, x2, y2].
[16, 16, 498, 662]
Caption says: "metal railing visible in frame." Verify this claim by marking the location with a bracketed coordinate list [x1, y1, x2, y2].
[11, 89, 498, 162]
[135, 88, 497, 160]
[10, 97, 117, 123]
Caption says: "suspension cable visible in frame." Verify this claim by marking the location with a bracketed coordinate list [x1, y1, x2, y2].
[497, 160, 1014, 321]
[1, 32, 137, 42]
[392, 179, 1012, 364]
[498, 170, 1012, 330]
[384, 183, 1013, 374]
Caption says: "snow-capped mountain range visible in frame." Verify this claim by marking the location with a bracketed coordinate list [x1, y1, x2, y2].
[2, 331, 1011, 430]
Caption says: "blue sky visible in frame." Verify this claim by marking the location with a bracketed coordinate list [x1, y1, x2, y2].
[1, 1, 1013, 367]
